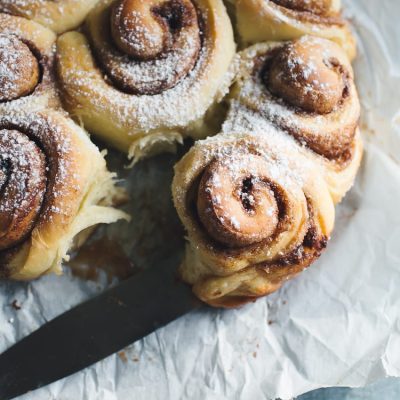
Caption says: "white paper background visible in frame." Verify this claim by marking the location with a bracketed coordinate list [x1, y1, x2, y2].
[1, 0, 400, 399]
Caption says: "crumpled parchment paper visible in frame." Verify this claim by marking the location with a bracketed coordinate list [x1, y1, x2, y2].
[1, 0, 400, 398]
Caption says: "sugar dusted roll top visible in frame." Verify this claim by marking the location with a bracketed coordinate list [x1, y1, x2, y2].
[0, 111, 128, 280]
[0, 0, 100, 33]
[57, 0, 236, 162]
[235, 0, 356, 60]
[173, 35, 363, 307]
[173, 133, 335, 307]
[226, 36, 362, 204]
[0, 13, 58, 114]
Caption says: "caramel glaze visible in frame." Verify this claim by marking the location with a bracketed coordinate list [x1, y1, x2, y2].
[67, 237, 137, 283]
[94, 0, 202, 95]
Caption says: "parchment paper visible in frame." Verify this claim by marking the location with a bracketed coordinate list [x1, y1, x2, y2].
[1, 0, 400, 398]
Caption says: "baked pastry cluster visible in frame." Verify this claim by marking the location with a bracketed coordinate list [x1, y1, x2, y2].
[0, 0, 361, 307]
[173, 4, 362, 307]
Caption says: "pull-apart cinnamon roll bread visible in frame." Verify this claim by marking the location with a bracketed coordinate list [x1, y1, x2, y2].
[173, 133, 335, 307]
[0, 0, 100, 34]
[225, 36, 362, 204]
[173, 36, 362, 307]
[57, 0, 235, 162]
[0, 13, 59, 114]
[0, 111, 128, 280]
[235, 0, 356, 60]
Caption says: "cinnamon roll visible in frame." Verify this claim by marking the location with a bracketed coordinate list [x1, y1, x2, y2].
[0, 13, 58, 114]
[0, 111, 128, 280]
[172, 133, 335, 307]
[0, 0, 99, 34]
[235, 0, 356, 60]
[225, 36, 363, 204]
[56, 0, 235, 162]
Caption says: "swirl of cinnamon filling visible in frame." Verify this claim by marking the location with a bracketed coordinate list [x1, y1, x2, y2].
[231, 36, 360, 161]
[92, 0, 201, 95]
[173, 134, 335, 307]
[0, 13, 58, 113]
[0, 112, 127, 280]
[0, 131, 46, 252]
[0, 117, 71, 278]
[266, 38, 345, 115]
[0, 35, 40, 103]
[263, 37, 357, 159]
[197, 155, 279, 248]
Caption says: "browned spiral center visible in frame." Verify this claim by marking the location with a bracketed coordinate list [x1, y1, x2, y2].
[197, 155, 279, 248]
[271, 0, 332, 15]
[0, 130, 47, 251]
[104, 0, 201, 94]
[0, 35, 40, 102]
[265, 37, 345, 114]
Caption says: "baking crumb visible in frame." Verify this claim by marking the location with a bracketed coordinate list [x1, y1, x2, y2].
[118, 351, 128, 363]
[11, 300, 21, 310]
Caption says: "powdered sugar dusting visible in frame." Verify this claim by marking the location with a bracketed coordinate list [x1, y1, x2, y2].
[230, 37, 359, 161]
[58, 0, 235, 152]
[0, 13, 59, 113]
[0, 112, 80, 228]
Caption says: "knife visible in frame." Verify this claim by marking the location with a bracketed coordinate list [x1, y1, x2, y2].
[0, 256, 202, 400]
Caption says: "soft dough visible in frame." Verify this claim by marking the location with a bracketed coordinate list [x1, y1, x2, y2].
[56, 0, 236, 163]
[0, 111, 128, 280]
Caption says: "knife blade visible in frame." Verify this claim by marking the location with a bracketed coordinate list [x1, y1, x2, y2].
[0, 256, 202, 400]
